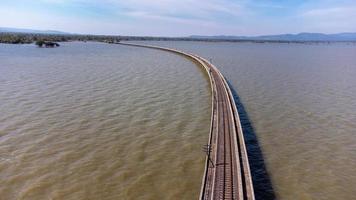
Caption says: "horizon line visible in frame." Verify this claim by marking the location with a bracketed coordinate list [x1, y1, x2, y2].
[1, 26, 356, 38]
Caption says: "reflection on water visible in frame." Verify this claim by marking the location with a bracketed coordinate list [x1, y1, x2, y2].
[228, 82, 275, 200]
[0, 42, 210, 199]
[137, 41, 356, 200]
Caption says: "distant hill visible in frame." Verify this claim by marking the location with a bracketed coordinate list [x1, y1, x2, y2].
[190, 33, 356, 42]
[2, 27, 356, 42]
[0, 27, 70, 35]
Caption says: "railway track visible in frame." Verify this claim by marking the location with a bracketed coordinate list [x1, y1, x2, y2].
[114, 42, 255, 200]
[197, 57, 254, 200]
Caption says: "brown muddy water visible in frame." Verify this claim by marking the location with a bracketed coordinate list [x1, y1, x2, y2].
[1, 41, 356, 200]
[136, 41, 356, 200]
[0, 42, 210, 199]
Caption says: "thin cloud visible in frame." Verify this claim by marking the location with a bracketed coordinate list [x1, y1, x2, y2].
[1, 0, 356, 35]
[113, 0, 245, 20]
[301, 7, 356, 18]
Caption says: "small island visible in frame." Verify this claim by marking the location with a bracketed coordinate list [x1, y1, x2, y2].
[35, 40, 60, 48]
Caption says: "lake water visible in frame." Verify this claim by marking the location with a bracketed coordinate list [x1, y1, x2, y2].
[0, 42, 210, 199]
[1, 41, 356, 200]
[136, 41, 356, 200]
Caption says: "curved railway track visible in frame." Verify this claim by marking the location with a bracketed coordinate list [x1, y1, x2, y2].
[115, 42, 255, 200]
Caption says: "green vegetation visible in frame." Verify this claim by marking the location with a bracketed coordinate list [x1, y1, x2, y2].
[35, 40, 44, 47]
[0, 33, 69, 44]
[0, 32, 195, 44]
[0, 32, 127, 44]
[0, 33, 32, 44]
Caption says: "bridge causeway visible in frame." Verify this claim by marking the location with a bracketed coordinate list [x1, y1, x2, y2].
[116, 42, 255, 200]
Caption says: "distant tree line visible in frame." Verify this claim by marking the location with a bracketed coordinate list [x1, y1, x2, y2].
[0, 32, 219, 44]
[0, 33, 70, 44]
[0, 32, 202, 44]
[1, 32, 355, 45]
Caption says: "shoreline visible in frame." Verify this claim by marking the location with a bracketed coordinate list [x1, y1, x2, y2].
[2, 32, 356, 45]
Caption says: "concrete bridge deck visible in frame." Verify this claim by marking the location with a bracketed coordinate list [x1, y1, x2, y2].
[115, 42, 255, 200]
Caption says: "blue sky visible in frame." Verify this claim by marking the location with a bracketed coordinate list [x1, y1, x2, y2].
[1, 0, 356, 36]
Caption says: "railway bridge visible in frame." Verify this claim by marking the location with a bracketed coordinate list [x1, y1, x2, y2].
[116, 42, 255, 200]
